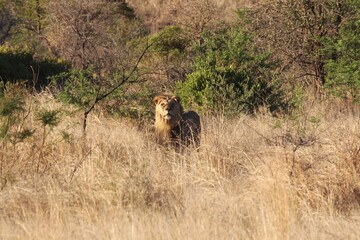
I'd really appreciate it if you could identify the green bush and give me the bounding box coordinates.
[50,68,98,109]
[175,25,288,115]
[0,47,69,89]
[151,26,190,53]
[324,8,360,102]
[0,84,33,143]
[50,68,154,119]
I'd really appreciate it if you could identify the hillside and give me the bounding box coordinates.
[126,0,258,32]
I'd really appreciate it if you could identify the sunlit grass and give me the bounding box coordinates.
[0,93,360,239]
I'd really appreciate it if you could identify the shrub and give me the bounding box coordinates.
[0,84,29,142]
[50,68,154,119]
[324,8,360,103]
[50,68,98,109]
[151,26,190,53]
[175,24,288,115]
[0,47,69,89]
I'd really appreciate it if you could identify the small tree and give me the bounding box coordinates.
[45,0,153,131]
[51,38,160,131]
[245,0,358,88]
[176,24,288,115]
[174,0,216,46]
[46,0,139,72]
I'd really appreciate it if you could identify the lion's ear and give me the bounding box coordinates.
[153,95,164,105]
[172,96,180,103]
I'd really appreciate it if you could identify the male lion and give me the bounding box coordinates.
[153,94,201,147]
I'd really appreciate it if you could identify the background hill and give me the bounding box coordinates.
[127,0,257,32]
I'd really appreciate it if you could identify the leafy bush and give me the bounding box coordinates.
[152,26,190,53]
[0,47,69,89]
[324,8,360,102]
[0,84,32,143]
[50,68,154,119]
[175,25,288,115]
[50,68,98,109]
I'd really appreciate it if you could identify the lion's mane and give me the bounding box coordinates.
[153,94,201,147]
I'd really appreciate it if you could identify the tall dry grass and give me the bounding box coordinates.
[1,93,360,239]
[127,0,257,32]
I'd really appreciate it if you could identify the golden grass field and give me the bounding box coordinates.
[1,93,360,239]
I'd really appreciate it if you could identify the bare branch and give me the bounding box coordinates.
[82,35,163,132]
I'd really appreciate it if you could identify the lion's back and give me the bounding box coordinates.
[180,110,201,146]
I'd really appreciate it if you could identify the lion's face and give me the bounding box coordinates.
[153,94,200,146]
[153,95,182,126]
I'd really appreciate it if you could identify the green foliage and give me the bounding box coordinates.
[0,0,17,44]
[324,7,360,102]
[61,130,72,143]
[0,48,33,84]
[50,68,98,108]
[176,25,288,114]
[0,47,69,89]
[13,128,34,143]
[7,0,54,57]
[152,26,190,53]
[51,67,154,119]
[103,87,154,119]
[0,95,24,117]
[36,109,60,128]
[0,84,33,143]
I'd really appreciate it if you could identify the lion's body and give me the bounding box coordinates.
[153,95,201,147]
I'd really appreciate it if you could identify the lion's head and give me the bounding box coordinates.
[153,94,201,147]
[153,94,183,128]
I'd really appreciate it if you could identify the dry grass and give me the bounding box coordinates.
[1,93,360,239]
[127,0,257,32]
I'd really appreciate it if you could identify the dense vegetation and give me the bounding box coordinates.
[1,1,360,239]
[0,0,358,119]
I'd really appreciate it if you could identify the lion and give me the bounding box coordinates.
[153,94,201,147]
